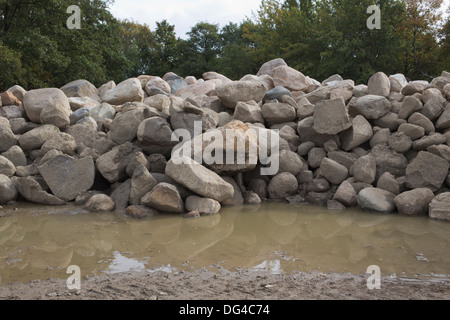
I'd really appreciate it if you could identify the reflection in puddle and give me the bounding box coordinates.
[0,202,449,283]
[106,252,147,274]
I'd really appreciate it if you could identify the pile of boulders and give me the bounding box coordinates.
[1,58,450,221]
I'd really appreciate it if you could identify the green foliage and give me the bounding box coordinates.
[0,0,448,90]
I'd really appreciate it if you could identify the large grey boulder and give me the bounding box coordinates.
[368,72,390,97]
[436,105,450,130]
[216,81,266,109]
[109,109,145,144]
[0,174,17,204]
[320,157,348,185]
[351,154,376,184]
[102,78,144,105]
[19,125,60,150]
[394,188,435,216]
[233,101,264,123]
[262,102,296,126]
[357,187,396,213]
[165,156,234,202]
[60,79,101,102]
[185,196,221,215]
[298,117,336,147]
[1,145,27,167]
[0,155,16,177]
[350,95,391,120]
[371,144,408,180]
[272,65,313,91]
[141,182,184,213]
[429,192,450,221]
[137,117,176,156]
[333,180,357,207]
[339,115,373,151]
[38,155,95,201]
[257,58,288,77]
[0,125,17,152]
[398,96,422,119]
[40,132,77,155]
[84,194,115,212]
[129,165,158,205]
[23,88,71,124]
[96,142,140,183]
[278,150,305,176]
[11,176,65,205]
[313,98,352,135]
[405,151,449,192]
[268,172,298,199]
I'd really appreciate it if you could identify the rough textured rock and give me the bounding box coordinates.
[0,155,15,177]
[110,179,131,209]
[350,95,391,120]
[408,112,435,134]
[102,78,144,105]
[262,102,297,126]
[297,117,335,147]
[339,115,373,151]
[40,132,77,155]
[332,181,356,207]
[96,142,140,183]
[109,109,145,144]
[394,188,435,216]
[216,81,266,109]
[257,58,288,77]
[141,182,184,213]
[11,176,65,205]
[126,205,159,219]
[221,176,244,207]
[357,187,396,213]
[368,72,390,97]
[185,196,221,215]
[23,88,71,124]
[422,95,445,121]
[320,158,348,185]
[137,117,176,156]
[398,123,425,140]
[129,165,158,205]
[19,125,60,150]
[233,101,264,123]
[351,154,376,184]
[371,144,408,180]
[405,151,449,192]
[0,174,17,204]
[429,192,450,221]
[243,191,262,205]
[398,96,422,119]
[278,150,305,176]
[389,132,412,153]
[0,125,17,152]
[38,155,95,202]
[165,156,234,202]
[268,172,298,199]
[84,194,115,212]
[1,145,27,167]
[313,98,352,135]
[61,79,101,101]
[376,172,400,195]
[272,65,313,91]
[436,105,450,130]
[412,133,447,151]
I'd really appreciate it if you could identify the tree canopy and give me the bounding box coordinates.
[0,0,448,91]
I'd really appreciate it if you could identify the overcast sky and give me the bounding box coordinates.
[109,0,262,38]
[109,0,450,39]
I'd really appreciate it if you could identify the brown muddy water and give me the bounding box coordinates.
[0,202,449,285]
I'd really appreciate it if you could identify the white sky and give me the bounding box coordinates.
[109,0,450,39]
[108,0,262,38]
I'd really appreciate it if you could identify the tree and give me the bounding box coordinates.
[147,20,180,76]
[176,22,221,78]
[400,0,444,79]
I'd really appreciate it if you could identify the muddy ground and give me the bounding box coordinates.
[1,268,449,300]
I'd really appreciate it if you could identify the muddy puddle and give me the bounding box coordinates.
[0,202,449,284]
